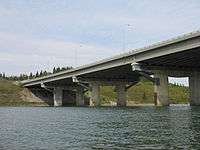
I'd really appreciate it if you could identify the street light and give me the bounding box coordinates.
[122,24,134,52]
[75,45,82,67]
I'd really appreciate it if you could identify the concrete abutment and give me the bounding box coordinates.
[116,83,127,106]
[154,71,169,106]
[76,86,85,106]
[53,87,63,106]
[90,82,100,106]
[53,86,86,107]
[189,72,200,106]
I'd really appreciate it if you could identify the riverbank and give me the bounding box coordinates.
[0,79,189,106]
[0,79,48,106]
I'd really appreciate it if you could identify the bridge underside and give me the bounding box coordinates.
[140,47,200,71]
[78,64,140,83]
[26,64,141,107]
[137,47,200,106]
[30,64,140,87]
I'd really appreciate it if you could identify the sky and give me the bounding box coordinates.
[0,0,200,85]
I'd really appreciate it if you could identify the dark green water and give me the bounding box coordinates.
[0,106,200,150]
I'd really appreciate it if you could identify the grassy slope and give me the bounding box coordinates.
[100,81,189,104]
[0,79,189,106]
[0,80,22,105]
[0,79,46,106]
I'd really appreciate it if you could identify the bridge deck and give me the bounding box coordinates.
[22,30,200,87]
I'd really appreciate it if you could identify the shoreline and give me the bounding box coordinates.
[0,102,189,107]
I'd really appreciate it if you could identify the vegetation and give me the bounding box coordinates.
[169,83,189,104]
[0,66,73,81]
[0,80,47,106]
[100,79,189,104]
[0,66,72,106]
[0,79,24,106]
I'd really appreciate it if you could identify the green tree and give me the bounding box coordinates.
[35,71,39,77]
[56,67,61,73]
[43,71,48,76]
[2,73,5,79]
[53,67,56,73]
[29,72,33,79]
[61,67,66,71]
[39,70,43,77]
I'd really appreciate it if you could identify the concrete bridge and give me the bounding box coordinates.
[22,31,200,106]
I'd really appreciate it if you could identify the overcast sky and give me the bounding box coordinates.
[0,0,200,85]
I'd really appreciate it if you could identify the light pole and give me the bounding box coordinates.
[122,24,134,52]
[75,45,82,67]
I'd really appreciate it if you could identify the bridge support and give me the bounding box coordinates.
[90,82,100,106]
[154,71,169,106]
[76,86,85,106]
[53,87,63,106]
[116,83,127,106]
[189,72,200,106]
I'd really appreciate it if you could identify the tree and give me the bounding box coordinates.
[35,71,39,78]
[22,74,28,80]
[56,67,61,73]
[66,66,73,70]
[39,70,43,77]
[53,67,56,73]
[19,74,23,80]
[43,71,48,76]
[2,73,5,79]
[29,72,33,79]
[61,67,66,71]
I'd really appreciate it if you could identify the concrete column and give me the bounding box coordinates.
[116,83,127,106]
[189,72,200,106]
[53,87,63,106]
[76,86,85,106]
[154,71,169,106]
[90,82,100,106]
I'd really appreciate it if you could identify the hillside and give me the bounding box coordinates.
[0,79,189,106]
[100,80,189,104]
[0,79,47,106]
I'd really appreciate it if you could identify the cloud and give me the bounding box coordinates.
[0,32,114,75]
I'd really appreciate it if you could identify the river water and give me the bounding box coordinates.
[0,106,200,150]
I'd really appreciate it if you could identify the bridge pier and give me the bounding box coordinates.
[116,83,127,106]
[76,86,85,106]
[90,82,100,106]
[189,71,200,106]
[53,87,63,106]
[154,71,169,106]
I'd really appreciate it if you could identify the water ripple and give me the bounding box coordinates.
[0,106,200,149]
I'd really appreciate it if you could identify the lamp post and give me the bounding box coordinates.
[122,24,134,52]
[75,45,82,67]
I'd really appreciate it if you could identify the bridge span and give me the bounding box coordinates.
[22,31,200,106]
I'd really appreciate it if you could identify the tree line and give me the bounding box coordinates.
[0,66,73,81]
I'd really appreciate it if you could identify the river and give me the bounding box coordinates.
[0,106,200,149]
